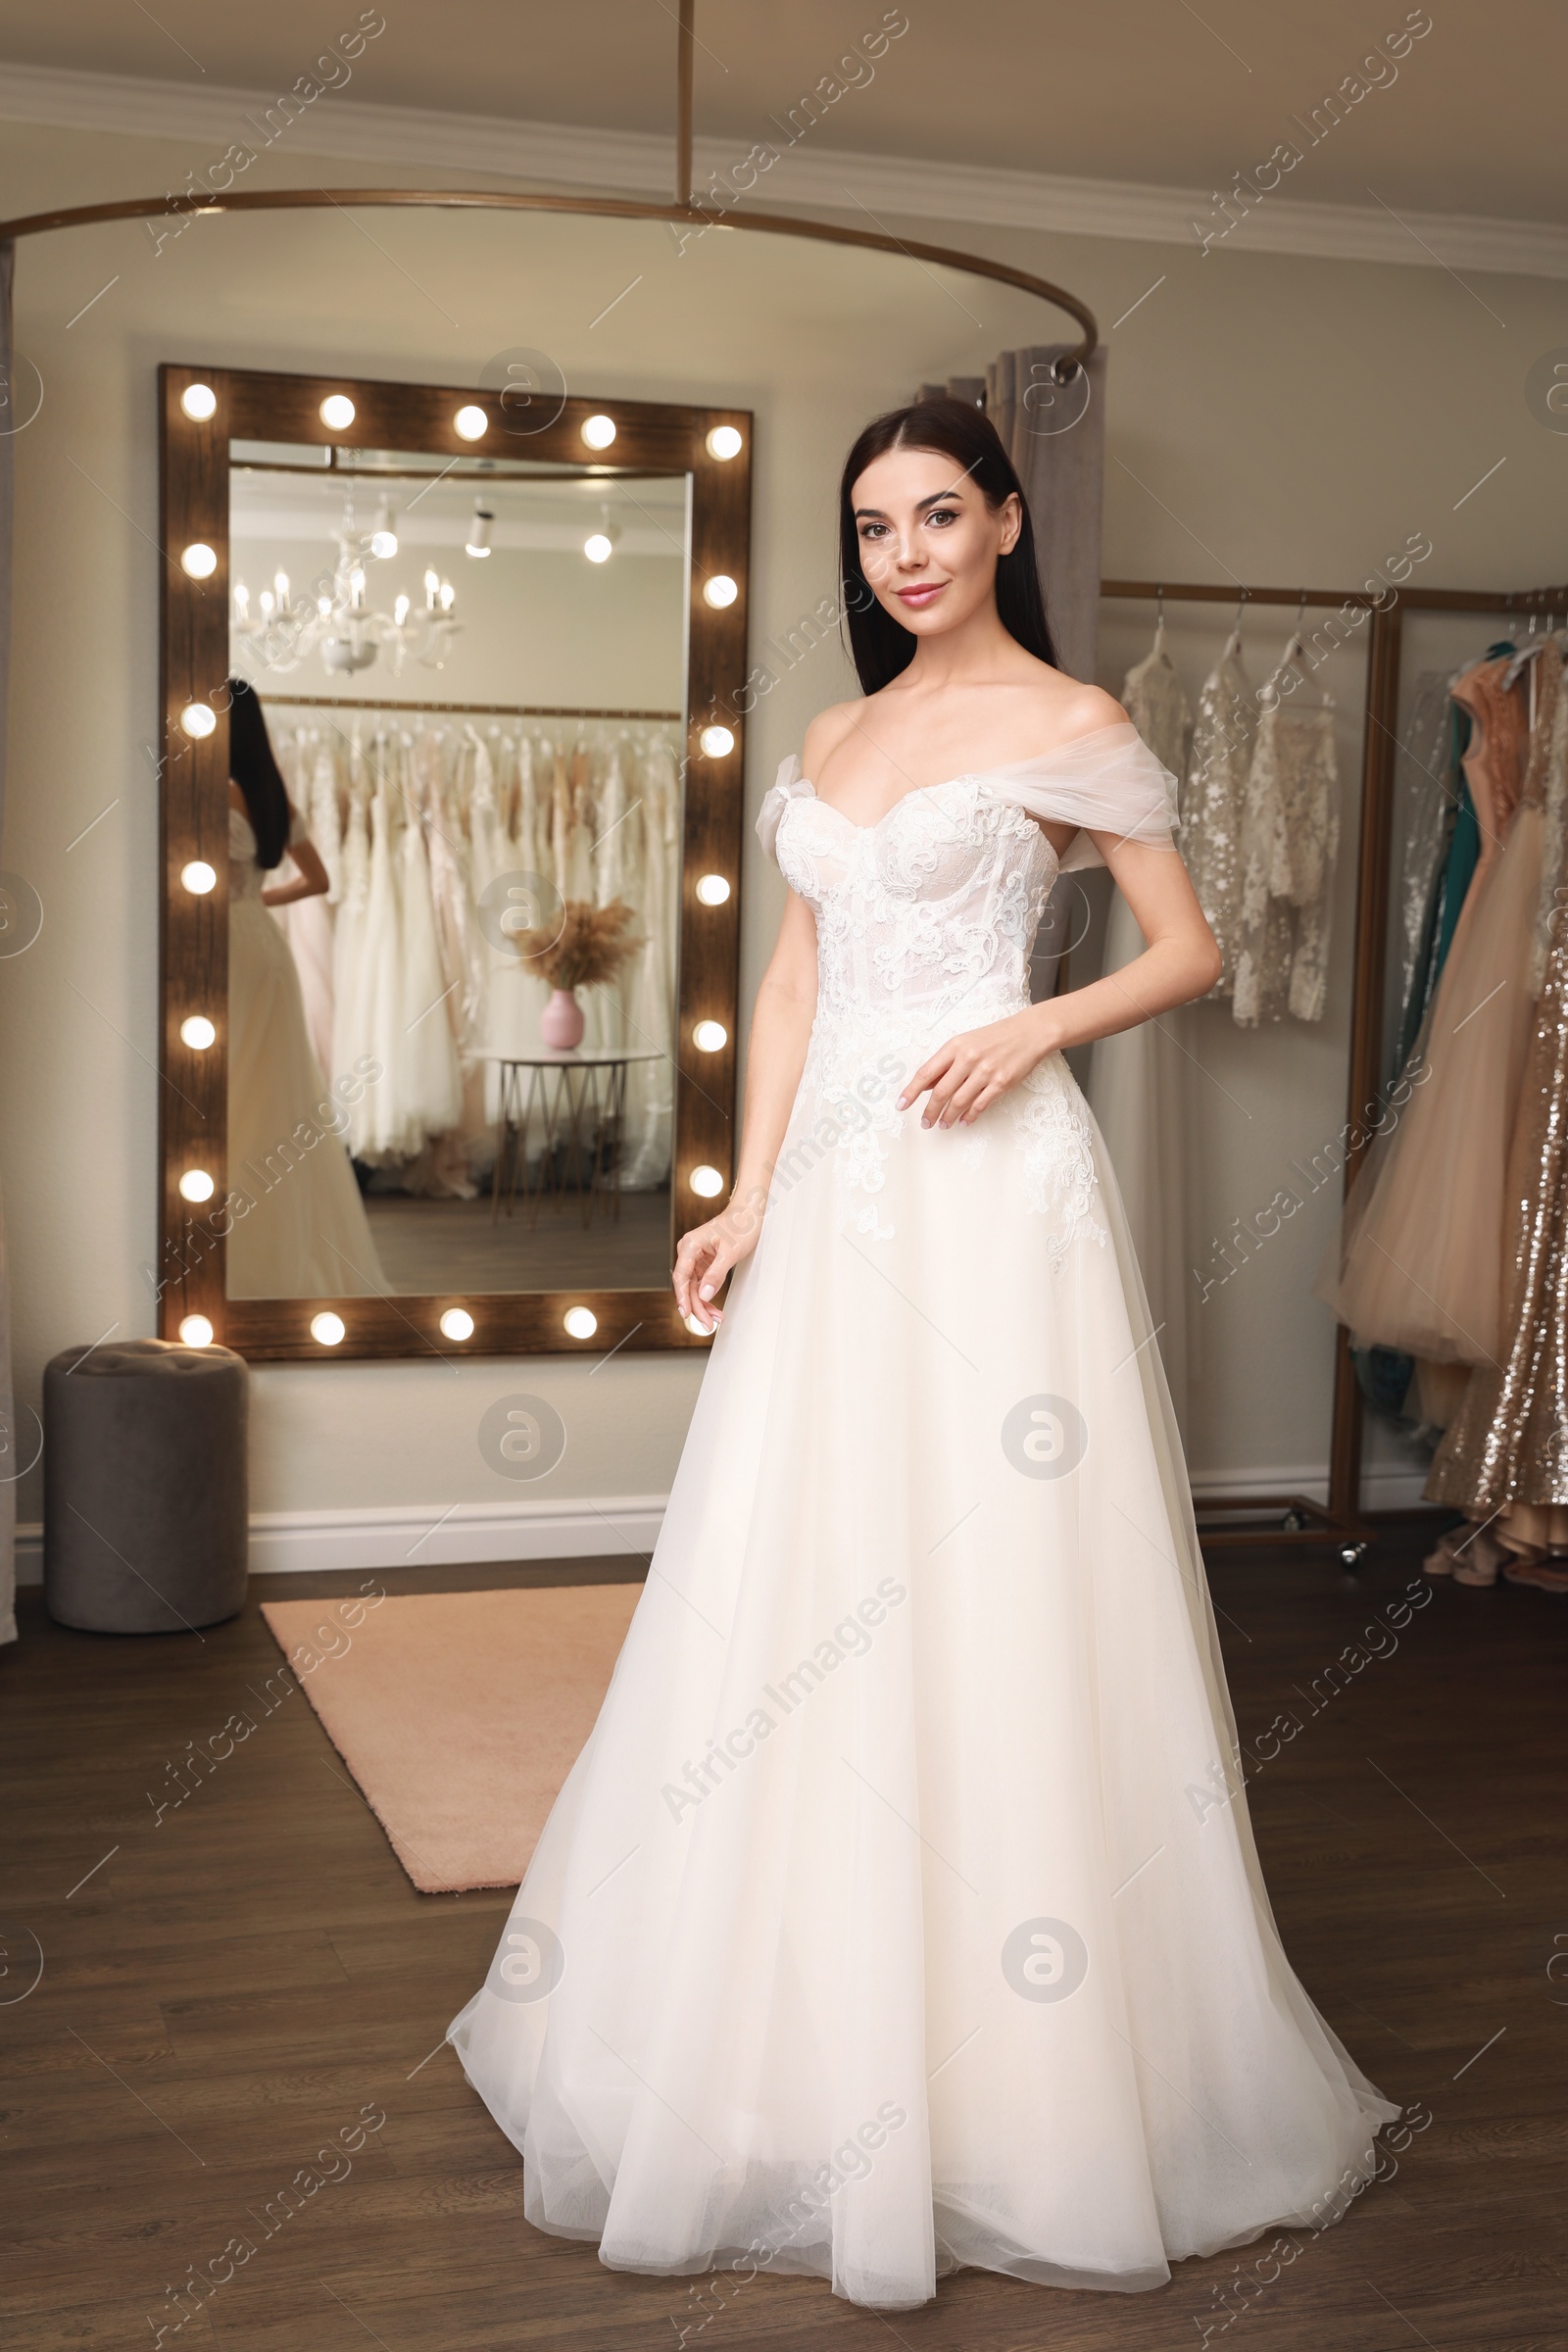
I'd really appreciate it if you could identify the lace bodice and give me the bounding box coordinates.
[756,722,1179,1258]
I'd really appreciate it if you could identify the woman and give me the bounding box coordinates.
[449,403,1397,2309]
[225,677,387,1299]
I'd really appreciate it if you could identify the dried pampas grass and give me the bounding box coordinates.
[509,897,643,990]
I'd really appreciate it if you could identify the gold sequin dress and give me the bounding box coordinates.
[1427,642,1568,1549]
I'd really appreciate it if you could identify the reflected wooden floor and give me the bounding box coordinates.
[365,1185,671,1293]
[3,1517,1565,2349]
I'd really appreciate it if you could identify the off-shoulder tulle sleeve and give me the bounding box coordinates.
[756,755,813,865]
[979,722,1180,871]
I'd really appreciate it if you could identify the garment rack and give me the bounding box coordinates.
[257,693,683,721]
[1098,573,1568,1566]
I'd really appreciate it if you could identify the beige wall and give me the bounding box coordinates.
[3,114,1563,1554]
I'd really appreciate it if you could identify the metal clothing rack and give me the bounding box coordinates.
[1098,573,1568,1566]
[256,693,683,721]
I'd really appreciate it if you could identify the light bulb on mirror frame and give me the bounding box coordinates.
[695,873,730,906]
[181,859,217,895]
[180,542,218,579]
[454,404,489,441]
[318,392,356,431]
[178,1168,215,1203]
[683,1312,715,1338]
[689,1164,725,1199]
[311,1311,346,1347]
[699,724,734,758]
[703,574,738,609]
[706,424,743,460]
[439,1307,475,1342]
[179,703,217,739]
[180,1014,217,1050]
[580,413,616,450]
[178,1314,215,1346]
[583,504,619,566]
[693,1020,728,1053]
[180,382,218,422]
[564,1305,599,1340]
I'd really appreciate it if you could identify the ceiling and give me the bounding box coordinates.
[0,1,1560,229]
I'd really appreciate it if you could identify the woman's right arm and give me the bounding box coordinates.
[671,886,817,1332]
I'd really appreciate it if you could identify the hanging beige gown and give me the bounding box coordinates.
[1313,656,1540,1366]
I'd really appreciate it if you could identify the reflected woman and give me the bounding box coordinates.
[450,402,1397,2309]
[225,677,386,1299]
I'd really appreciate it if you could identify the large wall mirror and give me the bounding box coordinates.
[158,366,751,1360]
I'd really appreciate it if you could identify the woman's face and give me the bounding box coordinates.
[850,444,1021,646]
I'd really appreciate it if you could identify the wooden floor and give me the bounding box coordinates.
[3,1519,1565,2350]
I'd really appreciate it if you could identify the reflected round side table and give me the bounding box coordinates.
[481,1048,665,1230]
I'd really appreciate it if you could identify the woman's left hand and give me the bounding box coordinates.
[897,1008,1054,1129]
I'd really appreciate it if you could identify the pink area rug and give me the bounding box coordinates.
[262,1585,640,1893]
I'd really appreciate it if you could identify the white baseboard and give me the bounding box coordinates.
[10,1463,1439,1588]
[1187,1462,1433,1510]
[12,1494,668,1585]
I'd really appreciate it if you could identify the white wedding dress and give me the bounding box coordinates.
[449,723,1396,2310]
[226,806,386,1299]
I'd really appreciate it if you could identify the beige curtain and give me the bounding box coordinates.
[0,239,17,1641]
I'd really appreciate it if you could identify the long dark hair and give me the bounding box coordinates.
[839,398,1056,694]
[226,675,290,868]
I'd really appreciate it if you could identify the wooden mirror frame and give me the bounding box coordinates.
[157,362,751,1362]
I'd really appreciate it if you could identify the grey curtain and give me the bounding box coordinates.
[918,346,1107,683]
[0,239,16,1642]
[984,344,1107,686]
[919,347,1110,1002]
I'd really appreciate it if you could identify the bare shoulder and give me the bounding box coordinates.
[1038,678,1128,744]
[800,697,864,781]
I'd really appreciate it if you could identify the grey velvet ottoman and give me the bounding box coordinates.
[43,1338,249,1633]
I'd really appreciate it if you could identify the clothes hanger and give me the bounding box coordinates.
[1220,584,1247,663]
[1267,594,1335,712]
[1151,583,1173,663]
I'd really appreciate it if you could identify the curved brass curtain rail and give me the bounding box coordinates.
[0,186,1099,374]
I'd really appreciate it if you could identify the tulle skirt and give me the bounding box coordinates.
[450,1047,1396,2308]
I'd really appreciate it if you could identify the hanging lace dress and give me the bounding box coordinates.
[396,737,465,1151]
[273,728,337,1084]
[1180,632,1255,996]
[354,742,410,1160]
[620,731,679,1191]
[1233,650,1340,1027]
[1087,630,1196,1433]
[329,730,370,1103]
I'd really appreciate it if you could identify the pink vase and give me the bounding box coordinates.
[539,987,585,1051]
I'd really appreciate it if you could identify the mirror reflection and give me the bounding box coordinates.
[222,441,687,1300]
